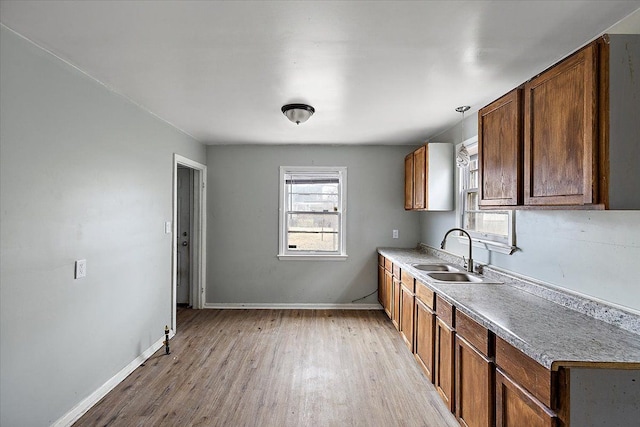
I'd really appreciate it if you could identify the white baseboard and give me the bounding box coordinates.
[203,302,383,310]
[52,331,175,427]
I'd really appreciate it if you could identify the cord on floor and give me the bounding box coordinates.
[351,289,378,303]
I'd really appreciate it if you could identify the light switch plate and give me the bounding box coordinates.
[392,229,399,239]
[75,259,87,279]
[165,221,172,234]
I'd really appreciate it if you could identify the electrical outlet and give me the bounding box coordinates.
[75,259,87,279]
[392,229,399,239]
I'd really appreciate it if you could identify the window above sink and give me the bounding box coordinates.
[457,136,516,255]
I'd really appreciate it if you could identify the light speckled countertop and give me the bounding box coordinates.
[378,247,640,371]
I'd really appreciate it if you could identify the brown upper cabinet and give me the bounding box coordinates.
[478,89,523,207]
[404,153,414,210]
[478,34,640,210]
[413,146,426,209]
[404,143,453,211]
[524,42,598,207]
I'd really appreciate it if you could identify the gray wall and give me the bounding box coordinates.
[206,145,420,305]
[0,26,205,426]
[421,112,640,313]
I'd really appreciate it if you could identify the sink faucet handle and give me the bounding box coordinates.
[463,256,474,273]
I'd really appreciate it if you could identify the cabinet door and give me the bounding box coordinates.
[392,277,401,330]
[435,317,455,412]
[523,42,598,206]
[405,153,414,210]
[455,336,494,427]
[378,264,385,307]
[496,369,557,427]
[414,298,435,382]
[384,269,393,318]
[399,283,414,351]
[413,146,426,209]
[478,89,523,207]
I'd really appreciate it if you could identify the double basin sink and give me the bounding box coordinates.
[410,263,496,284]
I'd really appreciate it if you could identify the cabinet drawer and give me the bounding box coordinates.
[401,270,415,292]
[393,263,401,278]
[495,336,552,407]
[415,281,434,310]
[456,310,492,357]
[378,254,384,267]
[436,295,454,328]
[384,257,393,272]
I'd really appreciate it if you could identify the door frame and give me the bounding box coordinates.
[172,154,207,331]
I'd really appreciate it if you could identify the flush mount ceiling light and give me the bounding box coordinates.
[281,103,315,125]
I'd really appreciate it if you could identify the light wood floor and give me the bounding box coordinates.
[74,309,459,427]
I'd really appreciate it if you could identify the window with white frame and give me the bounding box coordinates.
[278,167,347,259]
[457,137,516,254]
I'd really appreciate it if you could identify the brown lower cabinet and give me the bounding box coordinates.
[455,310,494,427]
[391,276,401,330]
[496,369,557,427]
[414,281,435,382]
[377,262,385,309]
[399,278,415,350]
[376,256,573,427]
[383,267,392,318]
[495,336,568,426]
[435,296,455,412]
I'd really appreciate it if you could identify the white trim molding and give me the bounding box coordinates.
[172,154,207,332]
[203,303,382,310]
[278,166,348,259]
[277,254,348,261]
[51,332,174,427]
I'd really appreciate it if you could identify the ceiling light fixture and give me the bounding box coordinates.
[281,103,315,125]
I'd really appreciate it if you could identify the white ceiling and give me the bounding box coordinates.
[1,1,639,145]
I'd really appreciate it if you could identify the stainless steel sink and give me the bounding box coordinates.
[411,263,459,272]
[426,272,484,283]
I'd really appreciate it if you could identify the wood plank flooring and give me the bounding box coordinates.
[74,309,459,427]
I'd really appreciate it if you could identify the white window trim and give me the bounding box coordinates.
[278,166,348,261]
[456,136,517,255]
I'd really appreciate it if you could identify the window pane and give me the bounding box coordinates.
[286,213,339,252]
[286,174,339,213]
[465,211,509,237]
[466,191,478,210]
[469,157,478,188]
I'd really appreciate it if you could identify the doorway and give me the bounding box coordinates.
[176,166,193,307]
[172,155,207,332]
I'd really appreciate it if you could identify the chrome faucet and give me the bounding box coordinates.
[440,228,474,273]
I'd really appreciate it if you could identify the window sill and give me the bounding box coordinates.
[277,254,348,261]
[456,236,517,255]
